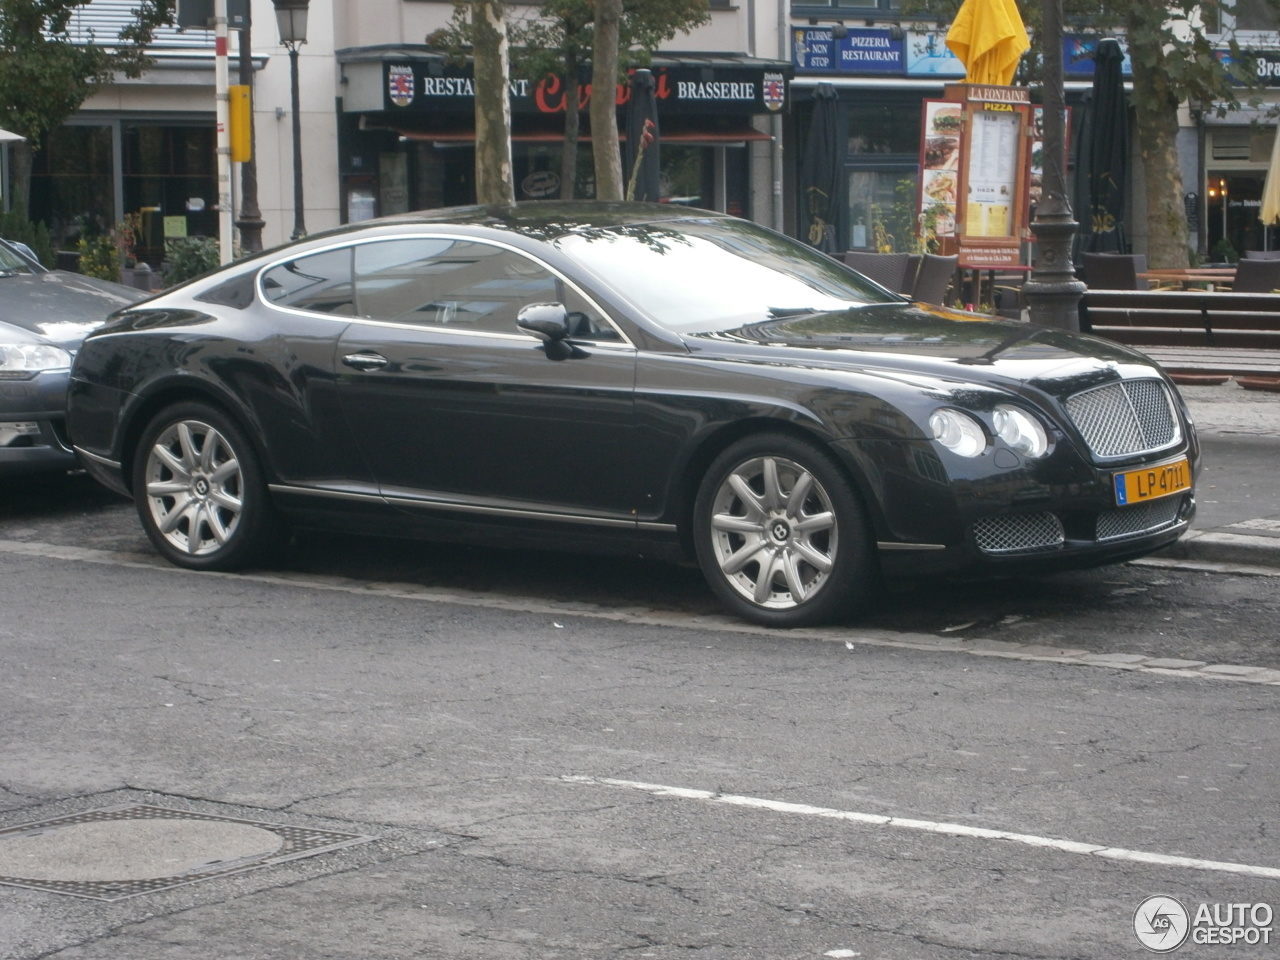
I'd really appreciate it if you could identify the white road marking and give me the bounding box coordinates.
[2,538,1279,685]
[564,776,1280,881]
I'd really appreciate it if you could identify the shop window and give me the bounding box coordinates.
[30,125,115,251]
[122,124,218,266]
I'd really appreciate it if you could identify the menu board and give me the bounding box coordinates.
[918,87,1032,268]
[964,108,1021,239]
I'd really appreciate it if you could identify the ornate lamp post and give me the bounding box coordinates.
[1023,0,1085,329]
[271,0,309,241]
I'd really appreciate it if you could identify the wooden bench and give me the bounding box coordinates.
[1080,289,1280,377]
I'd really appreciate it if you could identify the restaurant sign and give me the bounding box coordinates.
[792,27,904,75]
[381,62,790,114]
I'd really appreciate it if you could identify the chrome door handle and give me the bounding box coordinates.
[343,352,389,371]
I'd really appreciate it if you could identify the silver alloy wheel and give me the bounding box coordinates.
[142,419,244,557]
[707,455,838,610]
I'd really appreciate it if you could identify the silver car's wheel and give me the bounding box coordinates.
[133,402,281,570]
[694,434,874,627]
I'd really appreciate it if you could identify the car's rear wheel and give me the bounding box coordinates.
[693,434,875,627]
[133,402,281,570]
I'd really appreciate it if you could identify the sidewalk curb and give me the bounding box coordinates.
[1153,529,1280,568]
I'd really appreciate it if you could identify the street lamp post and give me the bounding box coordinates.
[272,0,309,242]
[1023,0,1085,330]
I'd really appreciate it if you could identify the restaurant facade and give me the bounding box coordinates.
[16,0,1280,265]
[334,48,791,224]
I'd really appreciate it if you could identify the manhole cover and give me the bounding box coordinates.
[0,804,375,900]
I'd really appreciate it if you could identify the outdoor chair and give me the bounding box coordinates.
[1229,256,1280,292]
[843,251,916,294]
[1083,253,1146,290]
[1243,250,1280,260]
[911,253,959,305]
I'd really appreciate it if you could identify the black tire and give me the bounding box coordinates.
[132,401,283,570]
[693,433,876,628]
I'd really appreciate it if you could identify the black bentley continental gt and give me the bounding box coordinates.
[66,203,1198,627]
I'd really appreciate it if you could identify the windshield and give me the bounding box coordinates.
[553,218,898,333]
[0,242,37,275]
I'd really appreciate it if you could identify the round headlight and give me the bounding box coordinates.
[0,342,72,373]
[993,404,1049,458]
[929,408,987,457]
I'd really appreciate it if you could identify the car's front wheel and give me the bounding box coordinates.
[132,401,282,570]
[693,434,876,627]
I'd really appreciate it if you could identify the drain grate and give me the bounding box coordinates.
[0,804,375,901]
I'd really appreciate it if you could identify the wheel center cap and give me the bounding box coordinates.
[769,519,791,544]
[193,477,210,497]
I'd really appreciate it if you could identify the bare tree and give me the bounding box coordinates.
[590,0,623,201]
[471,0,515,204]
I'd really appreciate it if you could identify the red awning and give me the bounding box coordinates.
[395,125,773,147]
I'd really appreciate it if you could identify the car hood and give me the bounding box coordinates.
[681,302,1164,401]
[0,271,145,348]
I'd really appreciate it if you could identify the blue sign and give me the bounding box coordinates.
[905,31,967,77]
[793,27,905,75]
[1064,36,1133,77]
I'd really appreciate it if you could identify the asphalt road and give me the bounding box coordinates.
[1,467,1279,959]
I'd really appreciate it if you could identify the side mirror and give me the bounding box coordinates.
[517,302,571,343]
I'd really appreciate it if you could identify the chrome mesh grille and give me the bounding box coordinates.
[973,513,1065,554]
[1096,497,1183,542]
[1065,379,1180,459]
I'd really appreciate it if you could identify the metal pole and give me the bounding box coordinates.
[215,0,234,263]
[1023,0,1085,329]
[235,18,265,252]
[289,43,306,241]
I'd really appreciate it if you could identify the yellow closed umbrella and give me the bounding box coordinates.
[945,0,1030,86]
[1259,124,1280,228]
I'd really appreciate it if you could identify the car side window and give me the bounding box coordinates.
[260,248,355,315]
[353,237,617,339]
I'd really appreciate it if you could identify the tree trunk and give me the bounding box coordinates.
[472,0,514,205]
[590,0,623,201]
[560,49,580,200]
[1127,14,1190,269]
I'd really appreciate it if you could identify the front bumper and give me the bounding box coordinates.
[1,371,77,477]
[838,436,1199,577]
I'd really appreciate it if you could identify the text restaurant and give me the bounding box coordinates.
[335,47,793,222]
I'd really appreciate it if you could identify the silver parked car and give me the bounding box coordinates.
[0,239,145,477]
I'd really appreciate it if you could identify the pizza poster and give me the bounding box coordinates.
[919,100,962,239]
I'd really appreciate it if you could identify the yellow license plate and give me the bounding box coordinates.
[1114,458,1191,506]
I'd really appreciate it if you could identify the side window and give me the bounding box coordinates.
[260,248,355,315]
[355,238,595,335]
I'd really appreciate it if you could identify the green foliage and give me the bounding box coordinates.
[430,0,710,198]
[433,0,711,81]
[1210,236,1238,264]
[0,210,53,266]
[164,236,221,287]
[77,234,120,283]
[0,0,175,146]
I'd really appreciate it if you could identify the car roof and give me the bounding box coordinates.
[305,200,730,246]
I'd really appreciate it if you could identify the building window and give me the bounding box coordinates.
[1205,0,1279,33]
[793,0,904,14]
